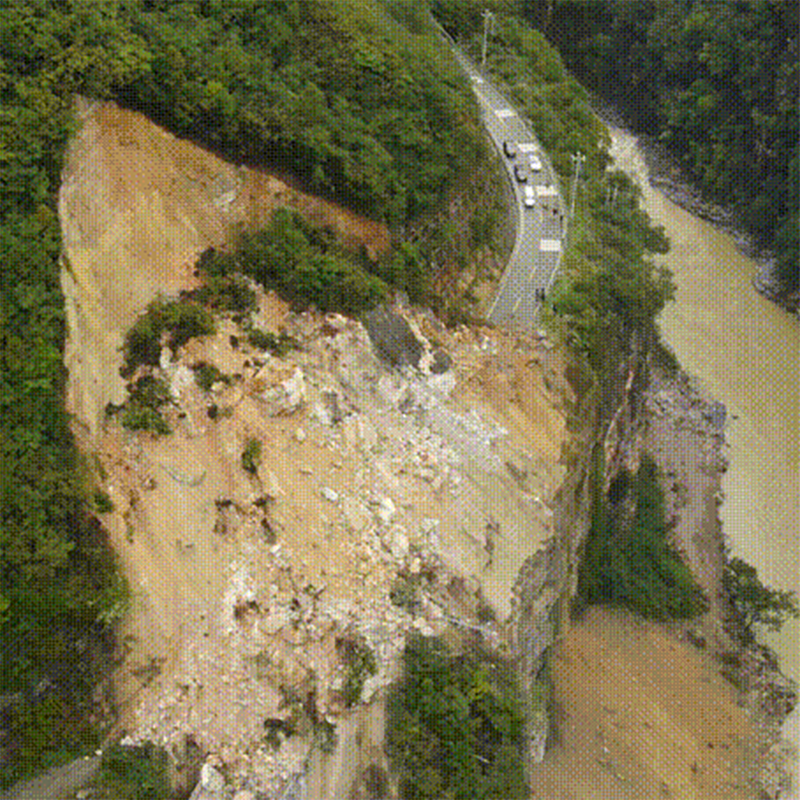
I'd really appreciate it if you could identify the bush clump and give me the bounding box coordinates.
[122,300,215,377]
[386,634,529,800]
[182,273,255,313]
[336,634,378,707]
[576,453,708,619]
[192,362,231,392]
[114,376,172,436]
[246,329,297,357]
[241,438,262,475]
[723,556,799,642]
[93,490,114,514]
[199,208,389,316]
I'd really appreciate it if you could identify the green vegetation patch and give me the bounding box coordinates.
[192,362,231,392]
[92,743,171,800]
[122,299,215,377]
[246,329,297,357]
[182,273,256,314]
[534,0,798,297]
[241,438,262,475]
[723,555,800,642]
[576,452,708,620]
[336,633,378,708]
[109,0,487,225]
[200,208,389,315]
[386,634,529,800]
[110,375,173,436]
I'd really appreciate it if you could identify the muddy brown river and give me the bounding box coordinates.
[607,124,800,790]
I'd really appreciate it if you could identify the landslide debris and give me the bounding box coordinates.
[59,100,568,796]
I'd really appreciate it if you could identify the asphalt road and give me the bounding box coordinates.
[449,49,565,332]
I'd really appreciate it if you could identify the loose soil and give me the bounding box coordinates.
[531,607,761,800]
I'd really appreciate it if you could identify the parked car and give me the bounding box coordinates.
[514,164,527,183]
[528,154,543,172]
[523,185,536,207]
[503,140,516,158]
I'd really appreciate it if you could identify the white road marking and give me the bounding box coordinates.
[471,75,485,84]
[540,239,562,252]
[536,185,558,197]
[495,108,515,118]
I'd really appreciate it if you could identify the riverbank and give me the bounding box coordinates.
[645,365,798,799]
[592,99,799,317]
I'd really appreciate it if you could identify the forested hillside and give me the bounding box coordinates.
[526,0,799,297]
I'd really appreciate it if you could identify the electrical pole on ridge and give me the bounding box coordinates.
[481,9,495,66]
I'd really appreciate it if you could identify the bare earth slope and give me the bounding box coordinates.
[58,101,568,795]
[530,608,762,800]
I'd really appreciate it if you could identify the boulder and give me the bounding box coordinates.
[390,527,409,560]
[363,306,424,368]
[321,487,340,503]
[375,496,396,525]
[188,764,226,800]
[170,364,196,400]
[342,497,371,532]
[251,361,305,415]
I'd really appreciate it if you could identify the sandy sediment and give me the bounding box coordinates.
[527,366,797,799]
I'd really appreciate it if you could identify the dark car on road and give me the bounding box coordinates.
[514,164,528,183]
[503,140,516,158]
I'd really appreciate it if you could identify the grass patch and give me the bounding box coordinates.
[91,743,171,800]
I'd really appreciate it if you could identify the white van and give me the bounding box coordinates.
[523,185,536,208]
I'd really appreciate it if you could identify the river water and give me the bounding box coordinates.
[607,124,800,789]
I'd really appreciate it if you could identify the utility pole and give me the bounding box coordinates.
[481,9,495,66]
[569,151,585,228]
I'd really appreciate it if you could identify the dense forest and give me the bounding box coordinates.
[525,0,799,297]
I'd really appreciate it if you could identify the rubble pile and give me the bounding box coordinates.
[99,294,567,795]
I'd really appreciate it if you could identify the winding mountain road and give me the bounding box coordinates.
[448,48,566,331]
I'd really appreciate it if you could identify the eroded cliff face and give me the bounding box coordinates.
[58,101,570,796]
